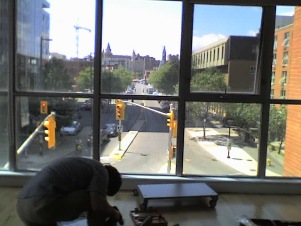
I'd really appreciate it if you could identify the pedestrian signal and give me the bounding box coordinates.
[40,101,48,114]
[44,116,56,149]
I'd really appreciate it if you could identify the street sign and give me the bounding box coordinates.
[117,125,123,132]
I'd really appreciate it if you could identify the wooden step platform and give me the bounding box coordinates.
[134,182,218,209]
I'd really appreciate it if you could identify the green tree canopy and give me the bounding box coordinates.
[186,68,227,122]
[148,60,179,95]
[269,105,287,150]
[101,66,133,94]
[223,103,261,129]
[191,67,227,92]
[77,67,93,91]
[44,58,72,91]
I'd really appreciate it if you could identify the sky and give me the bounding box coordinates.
[47,0,295,60]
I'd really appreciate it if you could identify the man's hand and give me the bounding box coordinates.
[112,206,124,225]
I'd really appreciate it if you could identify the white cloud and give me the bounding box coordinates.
[248,30,259,37]
[276,6,295,16]
[277,10,295,16]
[192,34,226,52]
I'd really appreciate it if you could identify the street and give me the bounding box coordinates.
[13,82,284,176]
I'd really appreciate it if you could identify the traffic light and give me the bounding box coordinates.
[40,101,48,114]
[166,111,174,128]
[43,116,56,149]
[172,120,177,138]
[116,101,125,120]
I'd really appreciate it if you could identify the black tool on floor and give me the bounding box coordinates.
[104,206,124,226]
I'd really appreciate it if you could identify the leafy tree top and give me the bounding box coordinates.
[191,67,227,92]
[148,59,179,95]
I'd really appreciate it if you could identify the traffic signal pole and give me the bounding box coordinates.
[124,101,175,173]
[117,101,176,173]
[118,119,122,150]
[116,100,125,150]
[16,112,56,155]
[167,104,175,174]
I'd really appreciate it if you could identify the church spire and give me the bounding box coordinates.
[104,43,112,57]
[159,46,166,67]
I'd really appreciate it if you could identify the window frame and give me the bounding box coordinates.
[2,0,301,195]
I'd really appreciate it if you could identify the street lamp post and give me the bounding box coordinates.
[90,53,93,92]
[227,119,233,158]
[203,118,206,140]
[39,36,52,90]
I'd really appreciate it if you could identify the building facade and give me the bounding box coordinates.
[271,18,294,99]
[285,7,301,176]
[192,36,259,93]
[102,43,159,77]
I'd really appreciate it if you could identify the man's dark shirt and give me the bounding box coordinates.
[18,157,108,199]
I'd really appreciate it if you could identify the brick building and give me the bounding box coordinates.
[192,36,259,93]
[271,22,293,99]
[284,7,301,176]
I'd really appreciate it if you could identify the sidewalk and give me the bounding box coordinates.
[105,120,145,161]
[186,128,282,176]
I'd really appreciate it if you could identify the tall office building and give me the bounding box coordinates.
[16,0,50,90]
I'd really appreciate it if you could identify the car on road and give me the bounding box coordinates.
[87,129,110,147]
[146,87,155,94]
[160,101,170,113]
[103,123,118,137]
[60,121,81,136]
[80,100,92,111]
[125,89,134,94]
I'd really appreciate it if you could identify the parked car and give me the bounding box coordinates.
[160,101,170,113]
[103,123,118,137]
[60,121,81,136]
[87,129,109,147]
[80,100,92,110]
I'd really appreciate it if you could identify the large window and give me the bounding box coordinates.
[100,0,182,175]
[183,102,261,176]
[2,1,301,191]
[191,5,261,94]
[0,1,9,170]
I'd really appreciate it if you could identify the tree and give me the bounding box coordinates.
[148,59,179,95]
[28,97,77,130]
[77,66,93,91]
[44,58,72,91]
[101,66,133,94]
[187,68,227,123]
[223,103,260,129]
[269,105,287,153]
[191,67,226,92]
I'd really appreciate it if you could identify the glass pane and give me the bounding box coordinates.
[271,6,297,100]
[191,5,261,94]
[102,0,182,95]
[16,96,92,170]
[16,0,95,92]
[184,102,261,176]
[0,0,9,91]
[0,1,10,170]
[100,99,177,175]
[0,96,9,170]
[267,104,301,177]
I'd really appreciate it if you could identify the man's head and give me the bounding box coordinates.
[105,165,122,196]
